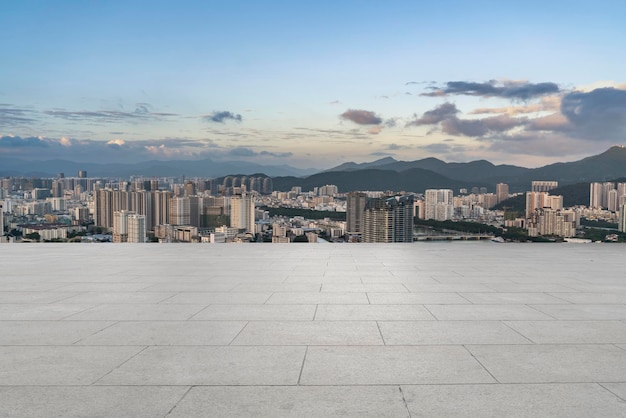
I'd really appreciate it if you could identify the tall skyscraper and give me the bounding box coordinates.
[362,195,414,243]
[346,192,367,237]
[496,183,509,204]
[590,182,616,209]
[230,194,255,233]
[0,201,4,234]
[169,197,191,226]
[619,204,626,232]
[127,214,146,243]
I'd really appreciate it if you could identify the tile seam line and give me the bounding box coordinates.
[398,385,413,418]
[2,382,626,388]
[462,344,500,384]
[500,320,536,344]
[71,320,121,345]
[598,383,626,403]
[89,345,150,386]
[163,385,193,417]
[297,346,309,385]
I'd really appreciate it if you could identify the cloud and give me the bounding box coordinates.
[0,135,48,148]
[59,137,73,147]
[44,105,177,123]
[442,114,525,137]
[560,87,626,140]
[0,105,39,127]
[387,143,409,150]
[407,102,459,126]
[106,139,127,149]
[422,80,560,100]
[205,111,243,123]
[228,147,292,158]
[407,102,527,137]
[340,109,382,125]
[368,126,383,135]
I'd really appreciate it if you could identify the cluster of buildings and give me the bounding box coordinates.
[3,169,626,243]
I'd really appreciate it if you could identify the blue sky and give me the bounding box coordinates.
[1,0,625,168]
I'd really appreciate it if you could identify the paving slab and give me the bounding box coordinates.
[161,292,273,304]
[321,283,408,292]
[167,386,409,418]
[531,304,626,320]
[547,293,626,304]
[378,321,532,345]
[190,304,316,320]
[0,303,96,320]
[265,291,369,304]
[232,320,383,345]
[425,304,554,320]
[314,304,436,320]
[64,303,207,320]
[0,386,188,418]
[0,346,143,385]
[504,320,626,344]
[0,291,79,303]
[76,320,247,345]
[467,344,626,383]
[368,292,470,304]
[0,320,114,345]
[97,346,306,385]
[459,292,571,304]
[59,291,176,304]
[300,346,495,385]
[402,383,626,417]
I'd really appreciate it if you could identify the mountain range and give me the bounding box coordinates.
[0,157,317,178]
[272,146,626,193]
[2,146,626,193]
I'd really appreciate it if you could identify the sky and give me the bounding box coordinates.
[1,0,626,169]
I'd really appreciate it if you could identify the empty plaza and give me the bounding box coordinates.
[1,242,626,417]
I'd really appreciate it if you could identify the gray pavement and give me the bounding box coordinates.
[1,242,626,417]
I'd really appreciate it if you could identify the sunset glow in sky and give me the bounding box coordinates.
[2,0,626,168]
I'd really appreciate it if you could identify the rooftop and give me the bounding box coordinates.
[1,242,626,417]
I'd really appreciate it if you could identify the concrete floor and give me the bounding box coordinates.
[1,242,626,417]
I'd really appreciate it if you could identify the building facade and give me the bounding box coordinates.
[362,195,414,243]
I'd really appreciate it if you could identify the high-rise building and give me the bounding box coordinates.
[608,189,619,212]
[362,195,414,243]
[526,208,575,237]
[496,183,509,204]
[531,181,558,192]
[590,182,616,209]
[230,194,255,233]
[152,190,172,228]
[113,210,134,242]
[113,210,146,243]
[424,189,453,221]
[346,192,367,237]
[94,188,113,229]
[78,170,87,178]
[0,201,4,234]
[318,185,338,196]
[169,197,190,226]
[127,214,146,243]
[619,204,626,232]
[525,192,550,218]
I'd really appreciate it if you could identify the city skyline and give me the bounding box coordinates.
[2,1,626,169]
